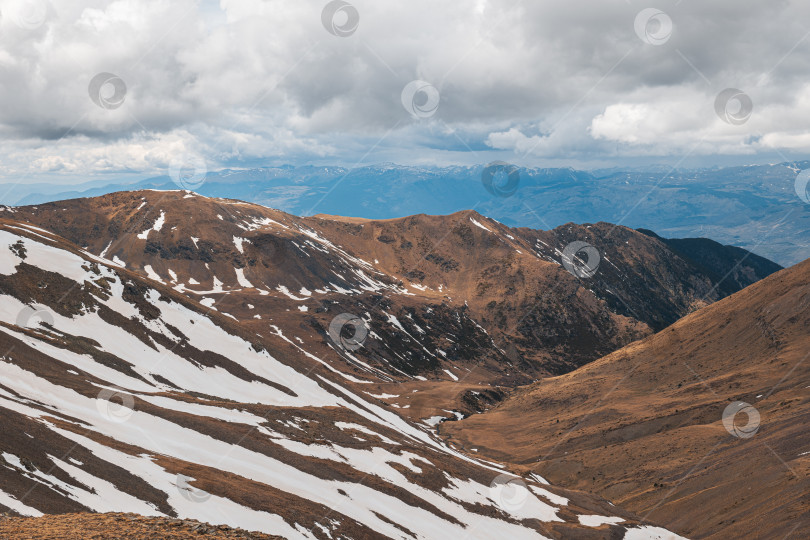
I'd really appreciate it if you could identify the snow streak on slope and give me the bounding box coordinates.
[0,221,682,539]
[11,191,780,394]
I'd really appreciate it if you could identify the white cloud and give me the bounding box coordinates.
[1,0,810,181]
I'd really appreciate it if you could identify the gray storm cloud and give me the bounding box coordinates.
[0,0,808,180]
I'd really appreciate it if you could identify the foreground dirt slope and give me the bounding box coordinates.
[0,513,284,539]
[444,259,810,539]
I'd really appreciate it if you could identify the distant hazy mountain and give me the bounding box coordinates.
[7,161,810,265]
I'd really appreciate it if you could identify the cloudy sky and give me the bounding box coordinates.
[1,0,810,184]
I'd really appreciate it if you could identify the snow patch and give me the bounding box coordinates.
[143,265,164,283]
[578,515,624,527]
[469,217,492,232]
[137,210,166,240]
[235,268,253,288]
[233,236,246,254]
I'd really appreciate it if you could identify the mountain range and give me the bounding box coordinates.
[1,198,677,539]
[0,189,804,539]
[3,161,809,268]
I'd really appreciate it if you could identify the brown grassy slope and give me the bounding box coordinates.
[11,192,651,377]
[0,513,283,539]
[443,259,810,539]
[0,219,682,539]
[7,190,780,424]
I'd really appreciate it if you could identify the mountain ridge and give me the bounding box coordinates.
[5,160,809,266]
[0,205,686,539]
[7,190,781,385]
